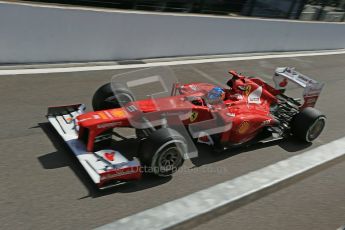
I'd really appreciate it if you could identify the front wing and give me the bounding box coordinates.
[46,104,141,189]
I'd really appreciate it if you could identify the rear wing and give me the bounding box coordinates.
[273,67,325,108]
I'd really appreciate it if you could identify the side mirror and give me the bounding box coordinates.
[228,70,238,77]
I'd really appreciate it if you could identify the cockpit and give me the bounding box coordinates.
[184,87,227,107]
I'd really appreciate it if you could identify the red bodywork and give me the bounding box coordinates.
[77,72,282,152]
[98,165,141,187]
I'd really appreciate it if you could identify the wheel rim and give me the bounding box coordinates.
[307,117,325,142]
[157,146,182,173]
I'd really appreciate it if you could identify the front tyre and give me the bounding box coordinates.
[138,128,186,177]
[291,107,326,142]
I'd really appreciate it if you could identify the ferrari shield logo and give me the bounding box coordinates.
[244,85,251,96]
[190,111,198,122]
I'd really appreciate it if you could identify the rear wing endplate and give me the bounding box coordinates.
[273,67,325,108]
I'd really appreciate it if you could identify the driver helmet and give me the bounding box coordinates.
[207,87,225,104]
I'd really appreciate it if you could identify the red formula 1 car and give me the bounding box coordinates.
[47,67,326,189]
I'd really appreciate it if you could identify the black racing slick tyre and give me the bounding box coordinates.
[291,107,326,142]
[138,128,186,177]
[92,83,134,111]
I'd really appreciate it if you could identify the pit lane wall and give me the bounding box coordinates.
[0,1,345,64]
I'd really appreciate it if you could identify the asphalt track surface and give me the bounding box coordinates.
[1,53,345,229]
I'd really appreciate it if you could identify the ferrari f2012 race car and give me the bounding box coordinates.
[47,67,326,189]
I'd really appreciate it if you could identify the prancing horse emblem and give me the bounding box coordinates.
[190,111,198,122]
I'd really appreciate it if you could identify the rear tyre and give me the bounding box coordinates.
[92,83,134,111]
[291,107,326,142]
[138,128,186,177]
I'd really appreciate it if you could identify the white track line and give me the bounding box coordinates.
[95,137,345,230]
[1,49,345,76]
[337,225,345,230]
